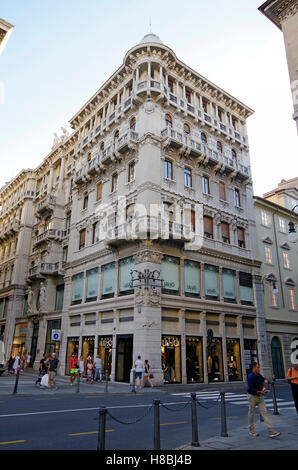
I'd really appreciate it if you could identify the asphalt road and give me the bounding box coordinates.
[0,384,293,450]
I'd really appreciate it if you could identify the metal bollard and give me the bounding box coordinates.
[105,369,108,393]
[271,382,279,415]
[220,390,228,437]
[190,392,200,447]
[76,372,80,393]
[153,399,161,450]
[13,368,20,394]
[131,370,136,393]
[97,407,107,451]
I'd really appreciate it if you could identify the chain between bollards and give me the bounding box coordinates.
[220,390,228,437]
[97,407,107,451]
[190,392,200,447]
[270,381,279,415]
[13,368,20,394]
[153,400,161,450]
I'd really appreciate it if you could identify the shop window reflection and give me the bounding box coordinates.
[207,338,224,382]
[186,337,203,383]
[226,339,242,381]
[161,336,181,383]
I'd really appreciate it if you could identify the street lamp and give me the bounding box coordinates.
[288,204,298,243]
[261,274,278,294]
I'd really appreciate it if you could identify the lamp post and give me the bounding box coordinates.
[261,274,278,295]
[288,204,298,243]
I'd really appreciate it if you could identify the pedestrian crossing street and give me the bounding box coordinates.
[171,391,296,413]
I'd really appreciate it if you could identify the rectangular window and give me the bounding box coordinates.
[86,268,99,301]
[204,216,213,239]
[264,245,273,264]
[288,288,296,310]
[204,264,219,299]
[55,285,64,311]
[168,79,174,93]
[219,182,226,201]
[161,256,180,293]
[184,168,192,187]
[279,218,286,233]
[119,257,134,294]
[102,262,116,297]
[239,272,253,305]
[92,222,99,244]
[221,222,230,244]
[111,173,118,192]
[202,176,210,194]
[283,251,290,269]
[184,260,200,296]
[71,273,84,304]
[202,98,208,113]
[234,189,240,207]
[63,246,68,261]
[269,285,278,307]
[96,183,102,201]
[128,162,135,182]
[164,160,173,180]
[3,297,8,318]
[185,209,196,232]
[237,227,245,248]
[79,229,86,250]
[83,192,88,210]
[222,269,235,301]
[261,211,269,226]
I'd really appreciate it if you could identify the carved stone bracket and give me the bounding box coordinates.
[135,286,161,306]
[134,250,163,265]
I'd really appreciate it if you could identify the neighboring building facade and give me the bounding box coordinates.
[259,0,298,132]
[0,18,14,56]
[0,33,271,384]
[254,177,298,379]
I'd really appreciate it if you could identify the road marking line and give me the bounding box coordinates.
[0,440,26,445]
[209,416,240,420]
[69,430,114,436]
[160,421,187,426]
[35,398,61,401]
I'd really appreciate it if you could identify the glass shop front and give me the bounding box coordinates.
[186,336,204,383]
[226,338,243,381]
[98,336,113,379]
[161,335,181,383]
[207,338,224,382]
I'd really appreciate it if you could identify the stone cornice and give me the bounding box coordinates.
[259,0,298,29]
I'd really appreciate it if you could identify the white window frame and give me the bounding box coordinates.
[288,288,296,310]
[261,211,269,226]
[264,245,273,264]
[282,251,291,269]
[202,176,210,195]
[269,284,278,307]
[279,217,286,233]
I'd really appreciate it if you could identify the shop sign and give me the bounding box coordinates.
[162,336,180,348]
[51,330,61,341]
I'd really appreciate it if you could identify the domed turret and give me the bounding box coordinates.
[139,33,163,45]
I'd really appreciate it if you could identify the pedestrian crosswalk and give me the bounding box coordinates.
[171,391,296,413]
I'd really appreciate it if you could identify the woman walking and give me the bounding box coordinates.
[78,355,85,381]
[7,356,14,375]
[287,364,298,413]
[142,360,153,388]
[86,357,94,384]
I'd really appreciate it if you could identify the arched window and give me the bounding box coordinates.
[114,130,119,142]
[184,123,190,135]
[232,149,237,160]
[165,114,172,128]
[130,117,136,131]
[201,133,207,144]
[217,141,222,153]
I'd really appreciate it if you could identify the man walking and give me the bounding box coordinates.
[48,353,60,390]
[247,362,280,438]
[94,355,102,382]
[134,355,144,389]
[286,363,298,414]
[13,353,20,375]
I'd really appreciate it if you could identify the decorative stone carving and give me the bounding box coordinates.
[39,281,47,312]
[144,99,155,113]
[27,287,34,314]
[134,250,163,265]
[135,286,161,306]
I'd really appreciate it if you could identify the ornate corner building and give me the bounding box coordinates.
[0,33,272,384]
[259,0,298,132]
[0,18,14,56]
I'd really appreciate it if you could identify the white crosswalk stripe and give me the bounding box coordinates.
[170,391,296,413]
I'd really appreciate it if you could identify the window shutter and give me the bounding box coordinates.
[204,216,213,236]
[97,183,102,201]
[221,222,230,238]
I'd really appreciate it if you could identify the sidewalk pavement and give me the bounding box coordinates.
[0,370,164,395]
[178,413,298,450]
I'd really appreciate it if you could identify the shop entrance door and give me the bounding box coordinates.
[271,337,285,379]
[115,335,133,382]
[65,337,79,375]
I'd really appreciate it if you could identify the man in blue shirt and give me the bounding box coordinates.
[247,362,280,438]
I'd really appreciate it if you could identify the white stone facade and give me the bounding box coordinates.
[0,34,271,384]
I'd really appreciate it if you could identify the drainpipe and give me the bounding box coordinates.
[272,211,285,308]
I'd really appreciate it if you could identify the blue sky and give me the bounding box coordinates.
[0,0,297,195]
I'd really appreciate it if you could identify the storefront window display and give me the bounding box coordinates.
[161,256,180,294]
[184,260,200,297]
[102,262,116,298]
[186,337,203,383]
[244,339,258,377]
[45,319,61,357]
[65,336,79,375]
[161,335,181,383]
[82,336,95,373]
[11,323,27,358]
[226,338,243,381]
[98,336,113,379]
[119,257,134,295]
[207,338,223,382]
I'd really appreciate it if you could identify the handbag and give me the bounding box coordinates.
[149,373,154,379]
